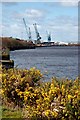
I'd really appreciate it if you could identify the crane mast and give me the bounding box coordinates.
[46,31,51,42]
[33,23,41,42]
[28,27,32,40]
[23,18,32,40]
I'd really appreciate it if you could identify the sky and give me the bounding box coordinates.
[0,0,78,43]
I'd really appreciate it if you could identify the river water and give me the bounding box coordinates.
[10,46,78,81]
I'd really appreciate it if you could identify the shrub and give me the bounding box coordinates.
[1,67,42,107]
[1,67,80,119]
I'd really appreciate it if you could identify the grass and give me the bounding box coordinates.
[0,105,2,119]
[1,105,22,119]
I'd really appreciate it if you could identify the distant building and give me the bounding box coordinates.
[41,42,55,46]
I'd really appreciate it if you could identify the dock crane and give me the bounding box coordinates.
[46,31,51,42]
[33,23,41,43]
[23,18,32,40]
[28,27,32,40]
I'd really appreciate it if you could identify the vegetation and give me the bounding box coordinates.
[1,106,22,119]
[0,66,80,119]
[0,37,35,51]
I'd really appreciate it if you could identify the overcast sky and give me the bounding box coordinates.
[0,1,78,43]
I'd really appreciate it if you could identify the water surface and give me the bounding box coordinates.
[10,46,78,81]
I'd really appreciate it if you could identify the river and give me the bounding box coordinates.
[10,46,78,81]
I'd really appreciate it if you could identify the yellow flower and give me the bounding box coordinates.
[68,94,73,100]
[0,89,4,95]
[24,96,28,101]
[25,91,30,95]
[44,110,50,117]
[18,91,23,96]
[51,111,58,117]
[15,89,20,93]
[62,85,65,90]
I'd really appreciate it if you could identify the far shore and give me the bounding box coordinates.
[0,37,80,51]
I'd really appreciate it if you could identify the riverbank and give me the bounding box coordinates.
[0,37,35,51]
[0,37,79,51]
[1,67,80,119]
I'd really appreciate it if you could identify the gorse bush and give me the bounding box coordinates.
[1,67,42,107]
[1,67,80,120]
[22,78,80,120]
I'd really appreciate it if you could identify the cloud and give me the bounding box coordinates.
[40,15,78,42]
[25,9,43,18]
[1,0,32,2]
[13,8,44,20]
[48,15,78,26]
[1,1,78,42]
[1,22,22,38]
[59,0,78,6]
[1,0,59,3]
[12,8,46,27]
[1,0,79,6]
[2,14,78,42]
[44,0,78,7]
[47,0,78,7]
[2,2,18,7]
[1,19,42,39]
[1,7,43,38]
[10,24,20,31]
